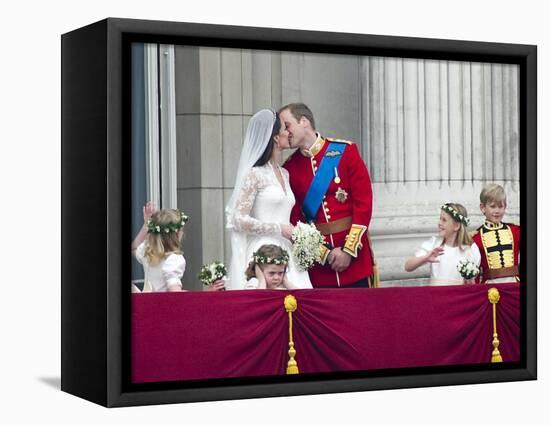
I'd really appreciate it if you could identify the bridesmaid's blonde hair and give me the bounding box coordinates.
[144,209,184,265]
[441,203,472,250]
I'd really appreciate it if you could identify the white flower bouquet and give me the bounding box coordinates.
[457,259,480,280]
[198,261,227,285]
[291,222,324,271]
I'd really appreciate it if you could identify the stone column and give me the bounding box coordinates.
[362,57,520,284]
[174,46,284,288]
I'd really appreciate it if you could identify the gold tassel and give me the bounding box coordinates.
[367,232,379,288]
[488,288,503,363]
[372,263,380,288]
[284,295,299,374]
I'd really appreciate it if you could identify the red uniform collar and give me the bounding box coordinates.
[483,220,505,230]
[300,133,326,158]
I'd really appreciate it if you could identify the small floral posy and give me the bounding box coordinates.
[457,259,480,280]
[198,261,227,285]
[147,209,189,234]
[291,222,324,271]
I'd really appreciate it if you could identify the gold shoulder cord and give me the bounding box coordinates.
[284,295,299,374]
[488,288,503,363]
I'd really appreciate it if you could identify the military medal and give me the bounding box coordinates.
[333,167,341,184]
[335,187,348,203]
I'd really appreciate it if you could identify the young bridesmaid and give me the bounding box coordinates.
[244,244,301,290]
[131,202,224,292]
[404,203,481,286]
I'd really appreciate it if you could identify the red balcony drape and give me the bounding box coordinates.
[131,283,520,383]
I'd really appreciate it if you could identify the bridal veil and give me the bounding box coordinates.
[225,109,276,289]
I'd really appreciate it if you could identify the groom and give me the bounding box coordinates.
[281,103,375,288]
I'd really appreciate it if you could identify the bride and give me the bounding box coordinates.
[225,109,313,290]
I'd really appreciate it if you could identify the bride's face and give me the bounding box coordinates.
[274,122,290,150]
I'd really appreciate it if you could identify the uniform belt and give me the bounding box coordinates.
[485,265,519,280]
[315,216,352,236]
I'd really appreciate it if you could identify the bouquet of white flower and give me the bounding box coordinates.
[457,259,480,280]
[291,222,324,271]
[198,261,227,285]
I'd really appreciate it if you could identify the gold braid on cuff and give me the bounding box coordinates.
[319,244,330,265]
[343,224,367,258]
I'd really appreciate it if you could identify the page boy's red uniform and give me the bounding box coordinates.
[472,221,520,283]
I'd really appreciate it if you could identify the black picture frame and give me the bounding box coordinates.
[61,17,537,407]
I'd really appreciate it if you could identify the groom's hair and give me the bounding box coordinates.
[279,102,316,130]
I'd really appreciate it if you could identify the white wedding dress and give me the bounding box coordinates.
[229,162,313,289]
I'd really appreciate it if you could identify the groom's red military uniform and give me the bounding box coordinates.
[284,133,374,288]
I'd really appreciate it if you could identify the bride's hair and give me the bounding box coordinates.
[253,111,281,167]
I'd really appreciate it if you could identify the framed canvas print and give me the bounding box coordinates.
[61,18,537,407]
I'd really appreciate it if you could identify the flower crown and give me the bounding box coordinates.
[253,249,290,265]
[441,203,470,226]
[147,209,189,234]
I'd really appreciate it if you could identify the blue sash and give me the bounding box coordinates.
[302,142,346,222]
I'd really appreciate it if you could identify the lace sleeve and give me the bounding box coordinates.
[232,169,281,236]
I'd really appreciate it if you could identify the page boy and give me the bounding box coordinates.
[472,184,520,283]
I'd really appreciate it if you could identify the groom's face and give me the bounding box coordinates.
[280,109,304,149]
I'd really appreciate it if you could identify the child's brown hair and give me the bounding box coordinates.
[245,244,289,280]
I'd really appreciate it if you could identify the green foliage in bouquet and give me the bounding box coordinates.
[457,259,480,280]
[291,222,324,271]
[198,261,227,285]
